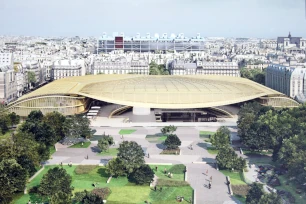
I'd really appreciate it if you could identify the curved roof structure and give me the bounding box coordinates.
[14,75,295,109]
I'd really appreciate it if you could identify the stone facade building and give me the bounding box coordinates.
[169,60,240,77]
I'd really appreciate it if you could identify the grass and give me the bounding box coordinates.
[219,170,246,185]
[75,165,98,174]
[97,148,119,156]
[49,146,56,157]
[149,186,193,204]
[16,164,193,204]
[0,130,12,140]
[199,131,215,138]
[275,175,306,204]
[207,147,219,154]
[118,129,136,135]
[234,194,246,204]
[149,165,185,181]
[145,135,167,143]
[68,141,91,148]
[107,186,150,203]
[243,150,273,156]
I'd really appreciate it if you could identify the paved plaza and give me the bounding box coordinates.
[47,126,242,204]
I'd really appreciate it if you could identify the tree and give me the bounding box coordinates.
[128,164,154,185]
[74,190,104,204]
[105,158,126,177]
[246,183,264,204]
[210,126,231,149]
[39,167,73,201]
[258,192,282,204]
[21,120,56,147]
[164,134,181,150]
[50,192,72,204]
[7,112,20,127]
[97,139,109,153]
[149,62,169,75]
[216,147,246,171]
[161,125,177,135]
[64,115,92,139]
[44,111,66,141]
[0,159,27,204]
[27,71,36,85]
[117,141,145,173]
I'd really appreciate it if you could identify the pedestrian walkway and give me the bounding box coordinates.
[46,126,242,203]
[187,163,238,204]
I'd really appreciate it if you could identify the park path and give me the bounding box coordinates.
[187,163,239,204]
[47,126,242,203]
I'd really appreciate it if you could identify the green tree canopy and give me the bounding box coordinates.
[64,115,92,139]
[210,126,231,149]
[105,158,126,177]
[43,111,66,141]
[38,167,73,201]
[128,164,154,185]
[246,183,264,204]
[258,192,282,204]
[0,159,27,204]
[149,62,169,75]
[117,141,145,173]
[97,139,109,153]
[240,67,265,85]
[216,147,246,171]
[164,134,181,150]
[161,125,177,135]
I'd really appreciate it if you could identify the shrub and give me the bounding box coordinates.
[91,187,111,199]
[28,186,39,194]
[128,164,154,185]
[156,179,189,187]
[232,185,250,197]
[164,134,181,150]
[169,164,186,174]
[160,149,180,155]
[75,165,97,174]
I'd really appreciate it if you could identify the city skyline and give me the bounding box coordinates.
[0,0,305,38]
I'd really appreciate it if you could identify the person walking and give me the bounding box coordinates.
[147,153,150,158]
[155,166,158,171]
[209,181,211,189]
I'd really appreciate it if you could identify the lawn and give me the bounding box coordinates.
[149,186,193,204]
[49,146,56,157]
[119,129,136,135]
[234,194,246,204]
[150,164,185,181]
[16,164,192,204]
[219,170,246,185]
[145,135,167,143]
[275,175,306,204]
[68,141,91,148]
[97,148,119,156]
[0,130,12,141]
[207,147,219,154]
[199,131,215,138]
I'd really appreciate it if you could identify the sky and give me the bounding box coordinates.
[0,0,305,38]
